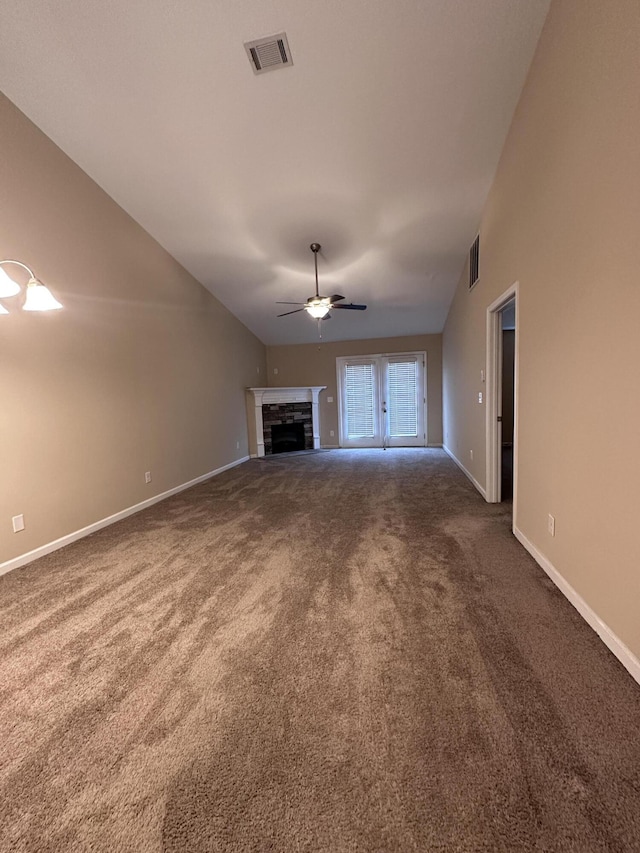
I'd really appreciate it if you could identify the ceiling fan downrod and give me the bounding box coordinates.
[310,242,321,298]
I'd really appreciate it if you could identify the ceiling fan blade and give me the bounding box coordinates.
[276,301,305,305]
[331,302,367,311]
[277,308,306,317]
[329,294,345,303]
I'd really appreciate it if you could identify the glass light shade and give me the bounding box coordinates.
[305,298,331,319]
[22,279,63,311]
[0,266,21,298]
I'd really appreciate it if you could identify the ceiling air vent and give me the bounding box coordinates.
[469,234,480,289]
[244,32,293,75]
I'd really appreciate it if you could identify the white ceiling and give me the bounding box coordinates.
[0,0,549,345]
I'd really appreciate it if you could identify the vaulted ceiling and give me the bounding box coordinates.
[0,0,549,344]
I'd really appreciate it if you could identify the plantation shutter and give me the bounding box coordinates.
[387,359,419,437]
[344,362,375,438]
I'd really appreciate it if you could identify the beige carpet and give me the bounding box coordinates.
[1,449,639,852]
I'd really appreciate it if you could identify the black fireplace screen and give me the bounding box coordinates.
[270,422,306,454]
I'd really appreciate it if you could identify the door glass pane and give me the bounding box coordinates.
[387,360,418,437]
[344,362,375,437]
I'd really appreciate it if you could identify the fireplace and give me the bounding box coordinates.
[271,422,306,454]
[262,402,313,455]
[246,386,326,458]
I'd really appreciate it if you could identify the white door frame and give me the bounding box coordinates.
[486,283,519,524]
[381,354,426,448]
[336,352,427,448]
[336,356,383,448]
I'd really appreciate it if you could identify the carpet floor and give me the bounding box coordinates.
[1,449,639,852]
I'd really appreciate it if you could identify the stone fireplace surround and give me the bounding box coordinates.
[247,387,326,458]
[263,403,312,455]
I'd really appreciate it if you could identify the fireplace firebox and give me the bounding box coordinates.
[271,422,306,454]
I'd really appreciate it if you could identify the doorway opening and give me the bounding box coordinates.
[486,285,519,523]
[500,301,516,501]
[336,352,427,448]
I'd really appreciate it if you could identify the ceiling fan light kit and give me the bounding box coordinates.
[276,243,367,331]
[305,297,331,320]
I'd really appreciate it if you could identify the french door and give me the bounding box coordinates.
[337,353,426,448]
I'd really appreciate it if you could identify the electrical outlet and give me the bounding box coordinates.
[145,471,152,484]
[12,514,25,533]
[330,430,335,437]
[470,449,473,461]
[273,367,278,375]
[478,392,483,404]
[236,441,240,449]
[548,514,555,536]
[327,396,334,403]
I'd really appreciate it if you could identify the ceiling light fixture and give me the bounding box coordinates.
[0,260,63,312]
[305,244,331,319]
[276,243,367,336]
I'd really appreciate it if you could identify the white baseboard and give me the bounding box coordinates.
[318,445,441,451]
[514,526,640,686]
[442,444,487,499]
[0,456,250,579]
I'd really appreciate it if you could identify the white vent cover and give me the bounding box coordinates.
[244,32,293,75]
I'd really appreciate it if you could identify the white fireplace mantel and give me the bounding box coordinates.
[247,386,326,457]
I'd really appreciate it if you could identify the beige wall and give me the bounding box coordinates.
[0,93,266,565]
[266,335,442,447]
[443,1,640,656]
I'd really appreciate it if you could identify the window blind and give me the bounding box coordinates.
[344,362,375,437]
[387,360,418,437]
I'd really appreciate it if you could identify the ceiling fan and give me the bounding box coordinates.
[277,243,367,322]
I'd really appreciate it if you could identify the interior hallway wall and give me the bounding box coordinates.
[442,0,640,660]
[0,92,266,567]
